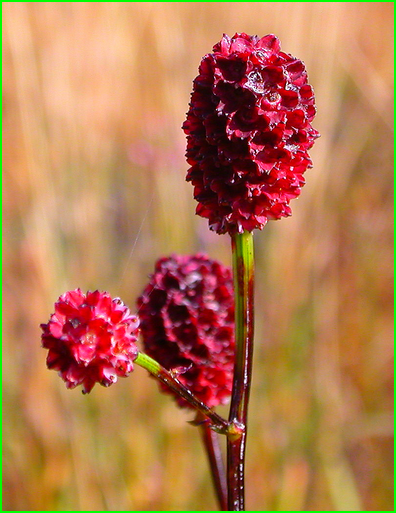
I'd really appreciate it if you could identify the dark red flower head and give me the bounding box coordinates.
[41,289,140,393]
[183,33,319,234]
[137,254,234,409]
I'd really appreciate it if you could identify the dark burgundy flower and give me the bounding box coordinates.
[41,289,139,393]
[183,33,319,234]
[137,254,235,409]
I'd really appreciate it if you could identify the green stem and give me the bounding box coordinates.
[227,231,255,511]
[135,352,230,434]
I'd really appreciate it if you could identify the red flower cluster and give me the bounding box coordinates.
[137,254,235,408]
[41,289,140,393]
[183,33,319,234]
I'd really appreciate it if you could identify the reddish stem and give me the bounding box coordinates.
[198,413,228,510]
[227,231,255,510]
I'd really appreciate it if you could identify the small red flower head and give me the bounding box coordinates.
[41,289,140,393]
[183,33,319,234]
[137,254,235,409]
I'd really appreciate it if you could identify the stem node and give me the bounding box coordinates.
[227,421,244,442]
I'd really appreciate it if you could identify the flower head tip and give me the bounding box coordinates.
[41,289,139,393]
[137,254,235,409]
[183,33,319,235]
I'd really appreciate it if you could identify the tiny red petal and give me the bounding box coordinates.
[41,289,140,392]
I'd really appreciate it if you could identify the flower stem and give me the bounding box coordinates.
[135,352,230,434]
[227,231,255,511]
[196,412,228,510]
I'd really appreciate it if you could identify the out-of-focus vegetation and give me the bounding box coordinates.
[3,3,393,510]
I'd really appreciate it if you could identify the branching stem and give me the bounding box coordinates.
[135,352,230,434]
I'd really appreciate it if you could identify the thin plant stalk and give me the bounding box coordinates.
[227,231,255,511]
[197,412,228,510]
[135,352,230,434]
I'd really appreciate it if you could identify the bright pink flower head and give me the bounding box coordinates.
[137,254,234,409]
[41,289,140,393]
[183,33,319,234]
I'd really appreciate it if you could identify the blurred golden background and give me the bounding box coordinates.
[3,2,393,511]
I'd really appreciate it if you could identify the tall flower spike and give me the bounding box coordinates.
[41,289,140,393]
[183,33,319,235]
[137,254,235,409]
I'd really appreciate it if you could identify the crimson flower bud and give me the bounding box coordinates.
[41,289,139,393]
[183,33,319,235]
[137,254,235,409]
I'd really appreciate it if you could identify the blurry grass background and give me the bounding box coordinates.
[2,2,393,511]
